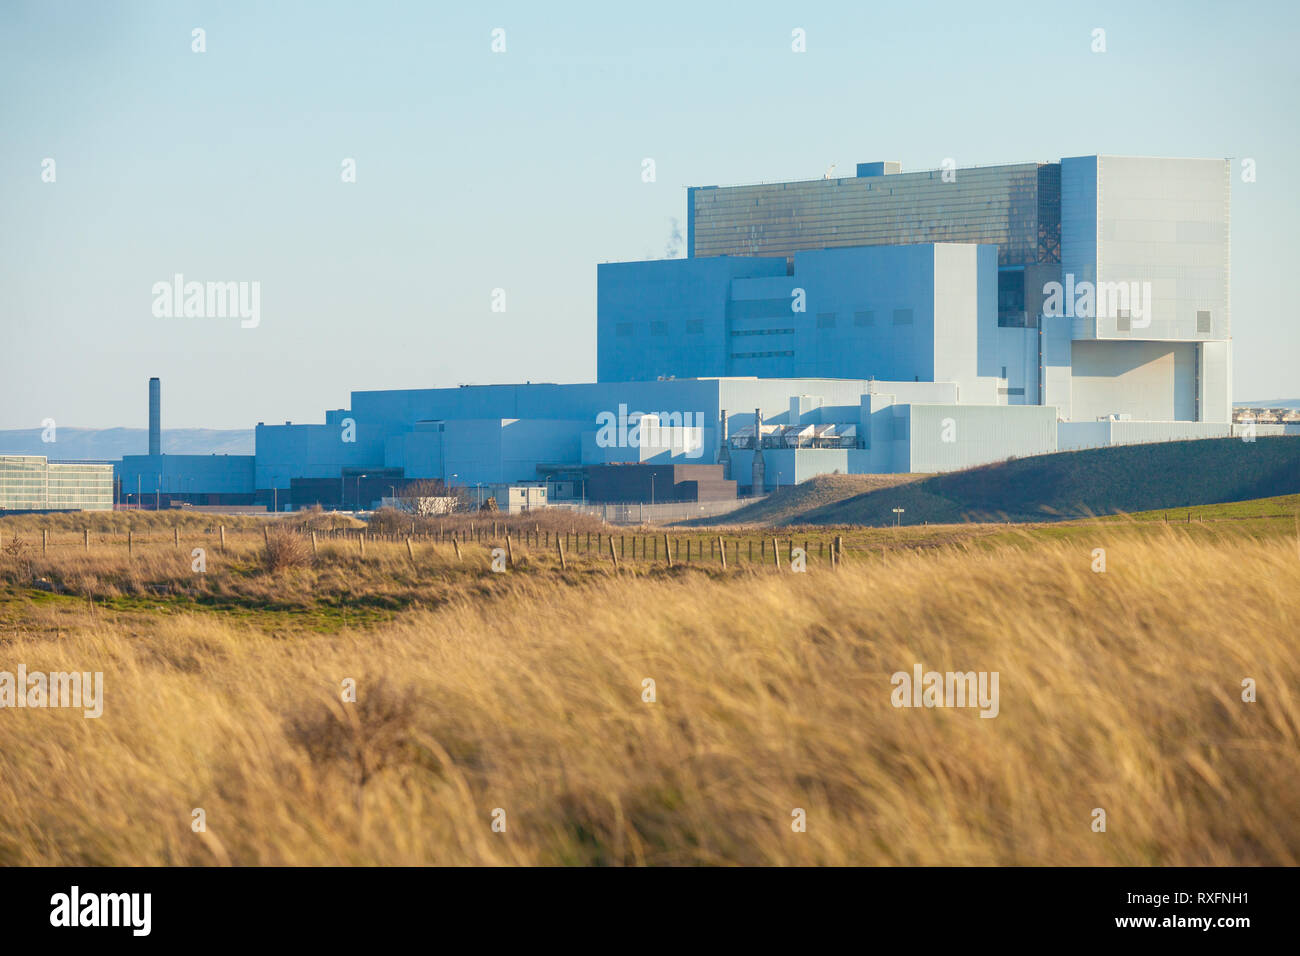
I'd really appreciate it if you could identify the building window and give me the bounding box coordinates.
[816,313,836,328]
[731,328,794,336]
[854,311,874,327]
[1197,310,1212,333]
[616,322,634,337]
[650,321,667,336]
[730,350,795,359]
[892,308,913,326]
[686,319,704,334]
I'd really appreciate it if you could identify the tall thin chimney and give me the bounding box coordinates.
[148,377,161,456]
[751,407,765,496]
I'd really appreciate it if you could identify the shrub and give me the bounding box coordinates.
[263,529,313,572]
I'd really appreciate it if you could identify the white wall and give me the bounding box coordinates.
[1070,341,1197,422]
[908,404,1057,472]
[1199,340,1232,424]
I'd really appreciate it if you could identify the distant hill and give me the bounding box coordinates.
[709,436,1300,527]
[0,428,254,460]
[1236,398,1300,410]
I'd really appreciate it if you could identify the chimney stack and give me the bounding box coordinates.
[148,377,161,456]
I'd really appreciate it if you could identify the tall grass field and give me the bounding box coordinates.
[0,515,1296,865]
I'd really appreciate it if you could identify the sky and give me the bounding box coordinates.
[2,0,1298,430]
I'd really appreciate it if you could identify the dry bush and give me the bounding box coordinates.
[263,529,313,572]
[287,509,366,532]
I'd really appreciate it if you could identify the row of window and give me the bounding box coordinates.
[617,308,1214,338]
[613,309,916,337]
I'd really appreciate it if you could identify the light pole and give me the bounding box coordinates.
[355,473,368,512]
[650,472,656,507]
[777,471,782,489]
[475,482,482,510]
[892,507,905,527]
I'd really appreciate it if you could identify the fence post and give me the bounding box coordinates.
[772,537,781,570]
[664,533,672,568]
[452,536,462,561]
[220,525,225,551]
[556,535,567,571]
[84,528,90,551]
[406,536,414,562]
[311,531,318,555]
[717,535,726,570]
[608,535,619,572]
[42,529,47,553]
[127,530,132,555]
[506,533,515,569]
[834,535,844,569]
[174,526,180,548]
[359,532,365,557]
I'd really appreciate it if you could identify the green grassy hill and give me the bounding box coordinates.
[755,436,1300,527]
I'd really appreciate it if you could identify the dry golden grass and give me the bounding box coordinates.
[0,525,1296,865]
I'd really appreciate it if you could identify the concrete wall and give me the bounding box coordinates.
[597,256,783,382]
[1070,341,1198,422]
[1199,340,1232,424]
[728,448,876,484]
[1092,155,1230,341]
[255,422,390,490]
[1060,420,1236,449]
[933,243,1001,403]
[908,404,1057,473]
[118,454,255,495]
[596,244,997,388]
[786,244,939,382]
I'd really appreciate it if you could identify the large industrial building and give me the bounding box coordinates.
[76,154,1295,511]
[0,456,113,512]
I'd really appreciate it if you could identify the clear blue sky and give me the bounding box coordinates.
[2,0,1297,429]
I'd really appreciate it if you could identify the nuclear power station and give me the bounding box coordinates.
[8,153,1298,513]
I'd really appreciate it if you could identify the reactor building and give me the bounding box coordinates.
[107,154,1295,511]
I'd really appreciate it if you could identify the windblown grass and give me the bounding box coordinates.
[0,526,1295,865]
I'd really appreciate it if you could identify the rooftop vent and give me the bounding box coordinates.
[856,161,902,177]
